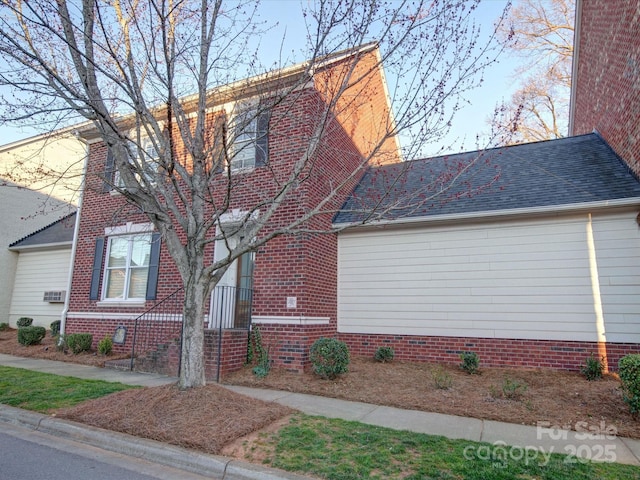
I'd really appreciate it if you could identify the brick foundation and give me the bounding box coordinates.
[337,333,640,372]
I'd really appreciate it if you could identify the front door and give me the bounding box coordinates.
[209,234,254,329]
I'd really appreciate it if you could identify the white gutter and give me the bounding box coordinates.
[59,132,90,337]
[333,197,640,231]
[8,241,72,252]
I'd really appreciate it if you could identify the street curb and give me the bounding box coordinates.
[0,404,311,480]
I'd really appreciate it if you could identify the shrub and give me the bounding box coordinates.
[501,377,527,399]
[248,326,271,378]
[581,353,604,381]
[66,333,93,354]
[619,354,640,414]
[50,320,61,337]
[310,337,350,380]
[17,326,46,346]
[374,346,395,363]
[16,317,33,328]
[459,351,479,374]
[0,322,9,331]
[97,336,113,355]
[432,366,453,390]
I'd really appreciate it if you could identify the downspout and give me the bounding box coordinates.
[59,132,89,338]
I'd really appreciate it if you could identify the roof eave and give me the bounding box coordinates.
[9,241,73,252]
[334,197,640,231]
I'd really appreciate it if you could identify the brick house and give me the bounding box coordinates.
[570,0,640,173]
[62,44,401,379]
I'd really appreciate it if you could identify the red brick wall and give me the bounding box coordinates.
[66,49,397,373]
[572,0,640,174]
[338,333,638,372]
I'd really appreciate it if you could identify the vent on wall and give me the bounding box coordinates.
[43,291,65,303]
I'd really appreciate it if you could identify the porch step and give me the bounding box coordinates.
[103,358,132,371]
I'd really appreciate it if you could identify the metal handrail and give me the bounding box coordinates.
[130,287,184,371]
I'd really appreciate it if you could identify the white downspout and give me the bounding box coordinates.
[59,132,89,338]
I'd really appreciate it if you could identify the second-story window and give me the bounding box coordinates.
[228,102,269,171]
[114,137,159,187]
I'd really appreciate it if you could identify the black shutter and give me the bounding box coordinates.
[89,237,105,300]
[102,149,115,192]
[145,232,161,300]
[255,109,270,167]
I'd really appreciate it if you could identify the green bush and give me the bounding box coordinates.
[50,320,61,337]
[17,326,46,346]
[249,327,271,376]
[310,338,350,380]
[619,354,640,414]
[459,351,479,374]
[374,346,395,363]
[581,353,604,381]
[97,335,113,355]
[16,317,33,328]
[0,322,9,331]
[66,333,93,354]
[432,366,453,390]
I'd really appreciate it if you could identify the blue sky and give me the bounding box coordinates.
[0,0,518,155]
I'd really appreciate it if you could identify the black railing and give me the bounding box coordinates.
[129,285,254,379]
[130,287,184,371]
[209,285,254,330]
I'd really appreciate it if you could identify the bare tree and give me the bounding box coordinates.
[493,0,574,143]
[0,0,508,388]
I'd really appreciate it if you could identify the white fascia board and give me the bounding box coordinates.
[334,197,640,232]
[8,241,72,252]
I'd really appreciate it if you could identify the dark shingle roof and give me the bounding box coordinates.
[334,133,640,224]
[9,211,76,249]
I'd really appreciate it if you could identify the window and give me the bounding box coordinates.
[103,234,152,301]
[114,137,159,188]
[89,230,161,302]
[227,102,269,170]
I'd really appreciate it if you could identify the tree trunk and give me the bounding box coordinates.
[178,278,207,389]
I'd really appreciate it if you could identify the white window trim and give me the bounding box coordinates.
[105,222,154,236]
[99,230,153,304]
[112,134,161,190]
[227,100,259,172]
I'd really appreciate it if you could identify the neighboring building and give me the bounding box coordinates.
[569,0,640,174]
[64,44,400,378]
[0,132,85,326]
[335,133,640,371]
[8,213,76,328]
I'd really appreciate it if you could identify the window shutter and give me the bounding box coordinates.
[255,109,270,167]
[89,237,105,300]
[102,149,115,192]
[145,232,161,300]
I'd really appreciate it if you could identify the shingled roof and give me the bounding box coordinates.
[9,211,76,250]
[334,133,640,225]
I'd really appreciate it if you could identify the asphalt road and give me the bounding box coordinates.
[0,423,214,480]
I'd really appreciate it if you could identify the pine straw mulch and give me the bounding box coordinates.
[55,384,294,455]
[0,328,294,455]
[224,357,640,440]
[0,328,130,367]
[2,328,639,452]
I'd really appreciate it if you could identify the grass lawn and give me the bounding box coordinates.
[254,415,640,480]
[1,365,638,479]
[0,366,136,412]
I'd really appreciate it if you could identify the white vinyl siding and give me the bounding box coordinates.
[337,211,640,343]
[9,249,71,328]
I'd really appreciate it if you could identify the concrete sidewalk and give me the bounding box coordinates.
[1,353,640,471]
